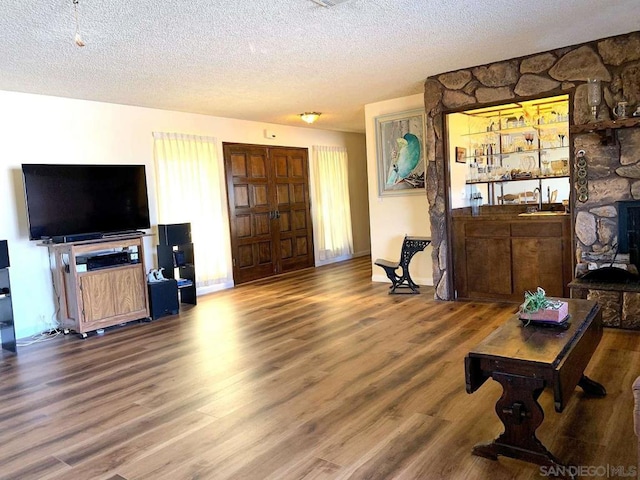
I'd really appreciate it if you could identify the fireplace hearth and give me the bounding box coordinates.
[571,202,640,328]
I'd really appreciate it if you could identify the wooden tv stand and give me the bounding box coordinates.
[47,235,150,336]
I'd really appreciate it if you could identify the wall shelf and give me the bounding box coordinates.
[570,117,640,145]
[453,96,570,206]
[466,174,569,186]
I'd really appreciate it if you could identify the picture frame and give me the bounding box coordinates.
[375,109,426,196]
[455,146,467,163]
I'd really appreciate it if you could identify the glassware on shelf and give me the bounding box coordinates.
[505,116,519,129]
[524,132,535,149]
[513,136,526,152]
[551,159,569,176]
[477,163,487,181]
[470,192,482,216]
[520,156,536,173]
[541,153,551,176]
[558,133,566,147]
[554,104,569,122]
[502,134,512,153]
[467,159,478,182]
[540,129,558,149]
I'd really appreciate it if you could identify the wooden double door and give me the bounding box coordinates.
[223,143,314,284]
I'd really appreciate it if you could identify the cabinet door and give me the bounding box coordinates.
[512,237,564,297]
[466,237,512,297]
[112,267,147,315]
[80,267,146,324]
[80,273,117,323]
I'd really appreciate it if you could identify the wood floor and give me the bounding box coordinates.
[0,256,638,480]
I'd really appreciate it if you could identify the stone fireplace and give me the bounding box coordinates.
[423,30,640,328]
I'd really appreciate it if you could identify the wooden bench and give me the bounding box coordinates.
[374,236,431,294]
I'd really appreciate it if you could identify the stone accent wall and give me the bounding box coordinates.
[424,31,640,302]
[574,128,640,274]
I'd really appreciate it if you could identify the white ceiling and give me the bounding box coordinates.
[1,0,638,133]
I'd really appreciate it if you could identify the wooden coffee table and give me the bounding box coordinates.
[465,298,606,469]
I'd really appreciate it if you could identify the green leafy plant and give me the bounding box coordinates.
[520,287,550,314]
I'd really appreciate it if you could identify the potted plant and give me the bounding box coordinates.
[519,287,569,324]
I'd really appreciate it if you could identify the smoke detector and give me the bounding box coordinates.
[310,0,352,6]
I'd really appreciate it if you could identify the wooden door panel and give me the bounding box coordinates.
[279,212,291,232]
[280,238,293,259]
[237,242,274,282]
[273,154,288,177]
[80,274,116,323]
[234,185,250,208]
[113,268,146,315]
[466,237,512,296]
[258,242,273,264]
[292,209,307,230]
[289,156,304,177]
[255,213,271,236]
[236,215,252,238]
[230,154,248,176]
[296,236,309,256]
[250,155,267,178]
[276,184,290,205]
[512,237,564,297]
[237,245,254,268]
[292,183,306,203]
[253,185,269,207]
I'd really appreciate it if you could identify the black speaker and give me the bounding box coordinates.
[147,279,179,320]
[158,223,191,246]
[0,240,9,269]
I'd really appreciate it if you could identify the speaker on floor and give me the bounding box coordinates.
[158,223,191,246]
[0,240,9,269]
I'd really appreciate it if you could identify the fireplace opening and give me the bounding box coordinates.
[578,201,640,284]
[581,266,638,283]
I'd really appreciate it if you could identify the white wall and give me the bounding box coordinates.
[0,90,368,339]
[447,112,472,209]
[365,94,432,286]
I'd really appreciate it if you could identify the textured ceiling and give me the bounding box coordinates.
[0,0,638,132]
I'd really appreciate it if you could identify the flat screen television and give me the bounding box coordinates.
[22,164,151,242]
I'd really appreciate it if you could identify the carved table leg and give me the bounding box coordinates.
[578,374,606,396]
[472,372,567,470]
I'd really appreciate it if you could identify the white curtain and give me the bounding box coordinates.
[152,132,228,289]
[311,146,354,262]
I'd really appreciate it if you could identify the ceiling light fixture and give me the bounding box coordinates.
[73,0,85,47]
[309,0,353,6]
[300,112,321,124]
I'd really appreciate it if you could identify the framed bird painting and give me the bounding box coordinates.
[375,109,426,196]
